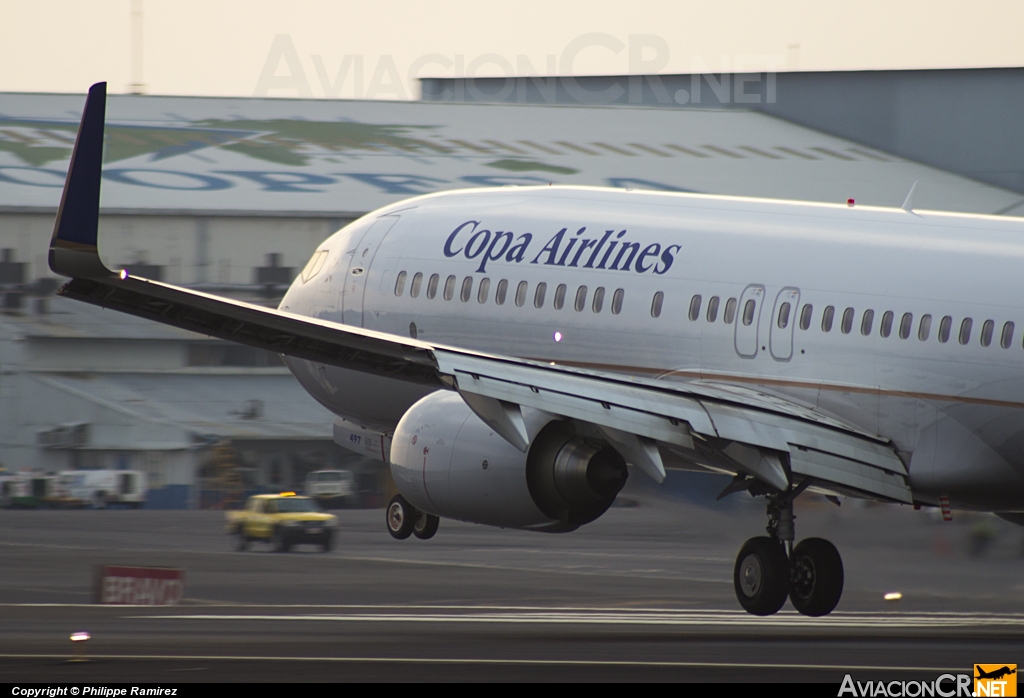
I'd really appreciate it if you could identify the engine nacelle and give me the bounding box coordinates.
[390,391,627,531]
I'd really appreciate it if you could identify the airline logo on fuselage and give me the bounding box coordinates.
[443,220,680,275]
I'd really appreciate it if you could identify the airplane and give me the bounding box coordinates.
[976,667,1017,681]
[46,82,1024,617]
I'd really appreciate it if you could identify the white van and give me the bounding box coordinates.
[304,470,355,508]
[57,470,147,508]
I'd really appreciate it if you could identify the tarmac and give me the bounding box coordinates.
[1,481,1023,682]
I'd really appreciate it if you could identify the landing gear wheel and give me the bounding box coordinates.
[413,511,439,540]
[789,538,844,617]
[734,536,790,616]
[386,495,415,540]
[272,527,291,553]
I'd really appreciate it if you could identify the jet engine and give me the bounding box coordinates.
[390,391,628,531]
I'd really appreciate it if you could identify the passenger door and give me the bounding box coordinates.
[340,215,400,326]
[734,284,765,358]
[769,287,800,361]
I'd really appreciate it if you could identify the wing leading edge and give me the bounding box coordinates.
[48,82,912,504]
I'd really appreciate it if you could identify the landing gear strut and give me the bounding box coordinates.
[733,482,844,617]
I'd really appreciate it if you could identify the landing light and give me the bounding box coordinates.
[884,592,902,601]
[280,492,296,497]
[70,631,90,662]
[119,269,128,280]
[553,331,563,342]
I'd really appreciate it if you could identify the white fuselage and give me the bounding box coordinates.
[280,186,1024,511]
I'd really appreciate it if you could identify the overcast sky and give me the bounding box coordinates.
[2,0,1022,99]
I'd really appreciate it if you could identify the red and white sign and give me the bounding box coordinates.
[96,566,185,605]
[938,495,953,522]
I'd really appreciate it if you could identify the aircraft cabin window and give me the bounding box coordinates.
[534,282,547,308]
[477,278,490,303]
[515,281,528,307]
[981,319,995,347]
[799,304,812,330]
[651,291,664,318]
[689,295,702,321]
[860,309,874,336]
[553,284,567,310]
[918,314,932,341]
[394,271,407,297]
[592,287,605,313]
[410,272,423,298]
[460,276,473,302]
[778,302,792,329]
[495,279,508,305]
[300,250,329,283]
[959,318,973,345]
[611,288,625,315]
[575,286,588,312]
[742,299,756,326]
[707,296,720,322]
[724,298,738,324]
[841,307,854,334]
[821,305,835,332]
[1002,321,1015,349]
[938,315,952,343]
[899,312,913,340]
[880,311,894,338]
[426,273,439,300]
[443,275,456,301]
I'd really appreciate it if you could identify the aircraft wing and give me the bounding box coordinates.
[49,83,912,504]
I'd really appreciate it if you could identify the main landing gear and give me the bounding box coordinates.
[733,486,844,617]
[386,494,440,541]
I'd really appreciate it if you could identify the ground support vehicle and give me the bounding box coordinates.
[303,469,356,509]
[226,493,338,552]
[57,470,147,508]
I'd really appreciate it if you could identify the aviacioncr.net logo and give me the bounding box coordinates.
[839,674,973,697]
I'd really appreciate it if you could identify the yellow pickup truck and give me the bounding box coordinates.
[226,493,338,552]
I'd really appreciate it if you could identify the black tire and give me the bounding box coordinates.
[734,536,790,616]
[789,538,844,617]
[321,532,333,552]
[237,533,249,552]
[386,495,415,540]
[272,527,291,553]
[413,512,439,540]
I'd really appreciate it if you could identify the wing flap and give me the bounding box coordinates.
[789,448,912,503]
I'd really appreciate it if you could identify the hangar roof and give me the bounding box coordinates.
[1,92,1020,218]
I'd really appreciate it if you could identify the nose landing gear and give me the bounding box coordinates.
[386,494,440,541]
[733,482,844,617]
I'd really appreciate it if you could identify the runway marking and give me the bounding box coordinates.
[132,608,1024,629]
[0,653,960,672]
[9,601,1024,623]
[0,541,728,582]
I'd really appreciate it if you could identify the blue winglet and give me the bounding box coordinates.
[49,82,112,278]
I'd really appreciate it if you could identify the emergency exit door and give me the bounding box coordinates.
[734,284,765,358]
[769,287,800,361]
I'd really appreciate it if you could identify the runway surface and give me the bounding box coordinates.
[2,486,1023,682]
